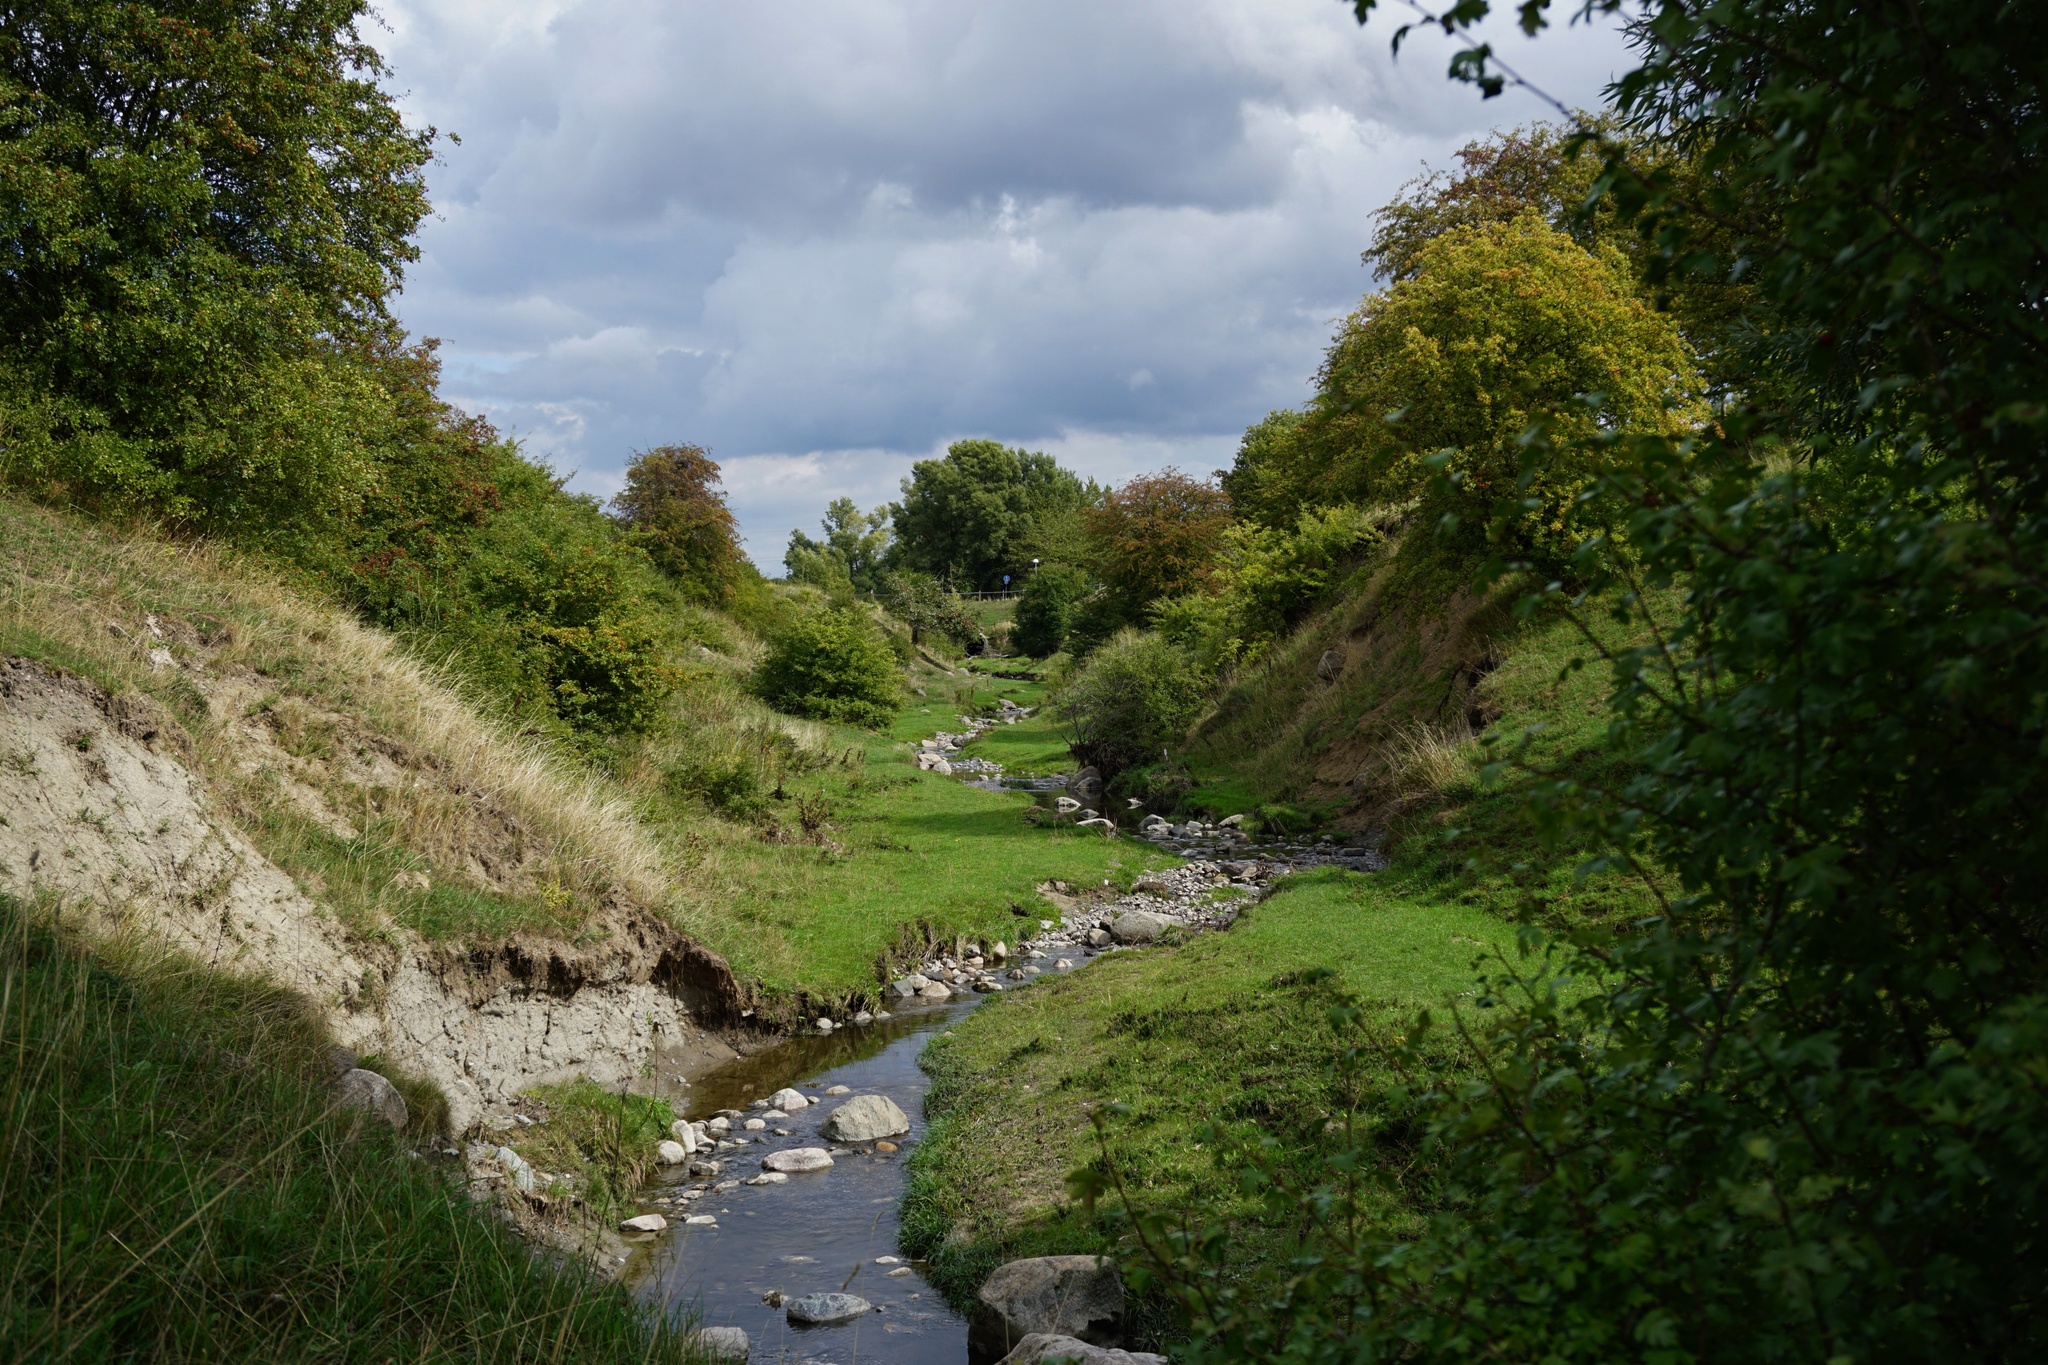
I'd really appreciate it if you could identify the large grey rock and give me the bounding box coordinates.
[769,1087,810,1110]
[822,1093,911,1142]
[669,1120,699,1153]
[619,1213,666,1233]
[336,1067,408,1130]
[1317,648,1345,680]
[786,1292,870,1325]
[762,1146,834,1173]
[687,1326,750,1361]
[972,1256,1126,1358]
[1109,911,1173,945]
[655,1139,690,1165]
[996,1334,1166,1365]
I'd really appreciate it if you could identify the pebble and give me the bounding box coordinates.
[876,1255,900,1264]
[685,1214,719,1226]
[875,1140,899,1152]
[747,1172,789,1186]
[824,1085,851,1095]
[743,1118,767,1131]
[887,1266,915,1277]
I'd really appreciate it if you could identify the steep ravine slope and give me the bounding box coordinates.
[0,501,751,1133]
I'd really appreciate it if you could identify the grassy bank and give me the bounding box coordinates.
[0,892,692,1362]
[900,568,1667,1327]
[900,868,1515,1324]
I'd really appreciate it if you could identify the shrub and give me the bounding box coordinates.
[1052,630,1209,781]
[756,608,902,729]
[1013,563,1094,657]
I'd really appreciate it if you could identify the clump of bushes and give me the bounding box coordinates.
[755,608,903,729]
[1052,629,1209,782]
[1013,563,1092,657]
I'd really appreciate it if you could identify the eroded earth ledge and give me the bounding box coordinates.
[0,655,744,1133]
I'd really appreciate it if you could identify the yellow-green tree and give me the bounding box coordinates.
[1237,215,1700,567]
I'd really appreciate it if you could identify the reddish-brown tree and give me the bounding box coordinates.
[610,444,744,602]
[1082,469,1232,618]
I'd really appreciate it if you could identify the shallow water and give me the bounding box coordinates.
[631,998,986,1365]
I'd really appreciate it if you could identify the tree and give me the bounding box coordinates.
[610,444,744,602]
[784,498,891,592]
[1253,215,1699,566]
[891,439,1094,590]
[0,0,433,528]
[1052,629,1208,783]
[1012,563,1093,658]
[1081,470,1233,620]
[1124,0,2048,1359]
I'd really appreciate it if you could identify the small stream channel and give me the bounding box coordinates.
[626,990,1020,1365]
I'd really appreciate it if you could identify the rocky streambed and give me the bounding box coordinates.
[604,715,1379,1363]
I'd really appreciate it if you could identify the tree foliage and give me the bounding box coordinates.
[891,439,1095,590]
[1013,563,1094,658]
[0,0,433,526]
[784,498,891,593]
[1118,0,2048,1360]
[1232,217,1698,567]
[1081,469,1234,622]
[610,444,745,603]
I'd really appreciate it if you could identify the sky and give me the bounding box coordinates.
[371,0,1630,567]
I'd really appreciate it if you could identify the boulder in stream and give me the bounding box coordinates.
[822,1093,911,1142]
[1110,911,1173,944]
[762,1147,834,1173]
[769,1087,810,1110]
[687,1326,750,1361]
[786,1292,871,1326]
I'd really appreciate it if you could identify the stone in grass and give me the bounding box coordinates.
[996,1334,1166,1365]
[620,1213,667,1233]
[669,1121,699,1153]
[336,1068,408,1130]
[493,1146,536,1193]
[769,1087,810,1110]
[822,1094,911,1142]
[686,1326,750,1362]
[973,1256,1126,1357]
[762,1147,834,1173]
[656,1140,690,1165]
[786,1292,871,1326]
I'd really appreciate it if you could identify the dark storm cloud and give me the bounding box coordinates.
[376,0,1627,558]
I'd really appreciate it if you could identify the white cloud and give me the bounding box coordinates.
[374,0,1628,562]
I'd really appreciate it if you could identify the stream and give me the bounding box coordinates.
[628,992,1000,1365]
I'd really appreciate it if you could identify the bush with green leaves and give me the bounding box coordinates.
[1113,0,2048,1360]
[1151,503,1393,672]
[1013,563,1094,657]
[755,608,902,729]
[1052,630,1209,782]
[875,570,982,650]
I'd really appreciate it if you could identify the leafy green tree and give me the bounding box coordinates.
[1244,215,1699,566]
[755,609,901,729]
[784,498,891,592]
[1012,563,1094,658]
[610,444,745,602]
[1118,0,2048,1359]
[891,439,1094,590]
[0,0,433,527]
